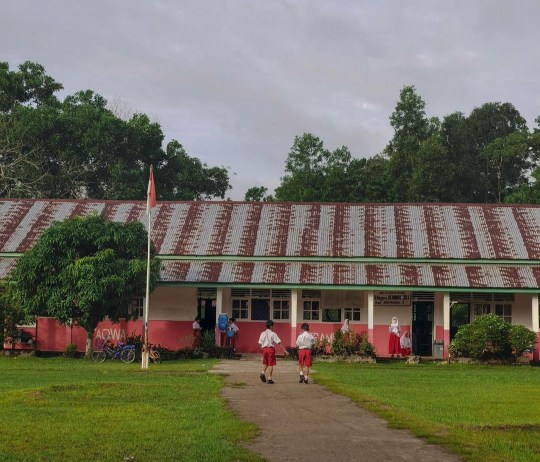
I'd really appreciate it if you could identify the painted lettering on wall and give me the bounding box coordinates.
[95,328,126,341]
[374,291,411,306]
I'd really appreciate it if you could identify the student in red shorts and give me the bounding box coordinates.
[258,320,288,384]
[296,322,315,384]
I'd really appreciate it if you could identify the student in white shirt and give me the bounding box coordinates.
[227,317,239,351]
[258,320,288,384]
[296,323,315,384]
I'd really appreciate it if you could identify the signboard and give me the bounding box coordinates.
[374,291,411,306]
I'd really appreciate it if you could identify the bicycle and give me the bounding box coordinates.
[92,337,136,363]
[147,343,161,364]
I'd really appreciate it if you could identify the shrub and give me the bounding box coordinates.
[449,314,521,360]
[201,330,215,350]
[64,343,77,358]
[509,324,537,356]
[313,336,330,356]
[330,330,376,358]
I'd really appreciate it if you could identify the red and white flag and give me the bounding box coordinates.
[147,166,156,214]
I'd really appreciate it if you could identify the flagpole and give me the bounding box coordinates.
[142,165,155,370]
[142,205,151,369]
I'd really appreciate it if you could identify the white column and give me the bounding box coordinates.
[443,292,451,358]
[215,288,224,346]
[443,293,450,332]
[290,289,299,347]
[367,291,374,343]
[532,294,540,361]
[532,294,539,333]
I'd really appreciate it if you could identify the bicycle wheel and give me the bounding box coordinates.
[121,348,136,363]
[151,351,161,364]
[92,351,106,363]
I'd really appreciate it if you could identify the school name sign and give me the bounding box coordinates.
[374,291,411,306]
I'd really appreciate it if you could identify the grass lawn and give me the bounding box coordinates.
[0,356,263,462]
[314,361,540,462]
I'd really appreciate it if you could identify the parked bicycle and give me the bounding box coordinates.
[92,337,136,363]
[148,343,161,364]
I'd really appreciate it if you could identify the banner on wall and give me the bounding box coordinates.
[374,291,411,306]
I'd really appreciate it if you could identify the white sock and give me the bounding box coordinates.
[300,372,304,376]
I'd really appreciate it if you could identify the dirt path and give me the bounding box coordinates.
[212,357,461,462]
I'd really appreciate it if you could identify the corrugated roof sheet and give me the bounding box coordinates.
[2,199,540,289]
[2,199,540,259]
[1,256,538,289]
[159,260,540,289]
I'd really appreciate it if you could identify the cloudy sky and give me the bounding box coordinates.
[2,1,540,199]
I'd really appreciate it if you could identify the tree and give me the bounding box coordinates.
[0,61,231,201]
[409,135,455,202]
[7,215,160,358]
[244,186,274,202]
[0,61,62,112]
[275,133,353,202]
[385,85,433,201]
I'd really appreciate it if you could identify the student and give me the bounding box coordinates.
[258,320,288,384]
[192,316,202,348]
[296,323,315,384]
[341,318,351,333]
[400,331,412,357]
[388,316,401,357]
[227,317,239,351]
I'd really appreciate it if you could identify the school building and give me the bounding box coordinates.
[1,199,539,360]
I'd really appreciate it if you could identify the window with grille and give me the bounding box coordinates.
[344,307,361,321]
[128,297,144,318]
[232,299,249,319]
[303,300,320,321]
[322,308,341,322]
[273,300,290,320]
[495,304,512,323]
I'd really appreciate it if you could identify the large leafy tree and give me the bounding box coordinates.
[384,85,433,201]
[0,61,231,200]
[275,133,354,202]
[8,215,160,357]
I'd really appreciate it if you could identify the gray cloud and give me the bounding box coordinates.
[1,0,539,199]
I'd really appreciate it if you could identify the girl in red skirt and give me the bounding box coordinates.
[388,316,401,357]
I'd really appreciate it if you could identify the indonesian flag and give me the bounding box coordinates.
[147,166,156,214]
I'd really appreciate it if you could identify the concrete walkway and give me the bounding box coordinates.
[212,357,461,462]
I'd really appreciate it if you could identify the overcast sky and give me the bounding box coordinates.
[2,1,540,200]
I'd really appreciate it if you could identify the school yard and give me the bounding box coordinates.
[0,355,538,462]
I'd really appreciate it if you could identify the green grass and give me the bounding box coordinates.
[314,361,540,462]
[0,356,263,462]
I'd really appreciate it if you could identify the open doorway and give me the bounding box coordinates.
[412,301,433,356]
[197,298,216,333]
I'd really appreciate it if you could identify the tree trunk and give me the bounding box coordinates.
[85,331,94,359]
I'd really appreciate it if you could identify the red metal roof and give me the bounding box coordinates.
[2,199,540,289]
[2,199,540,259]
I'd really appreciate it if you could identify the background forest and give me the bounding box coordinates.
[2,61,540,204]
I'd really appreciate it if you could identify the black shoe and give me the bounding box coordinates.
[299,375,304,383]
[259,373,266,383]
[304,378,308,384]
[267,379,274,384]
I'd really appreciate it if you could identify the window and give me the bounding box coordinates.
[495,304,512,323]
[344,307,361,321]
[303,300,320,320]
[322,308,341,322]
[232,299,249,319]
[128,297,143,318]
[273,300,289,320]
[474,303,491,317]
